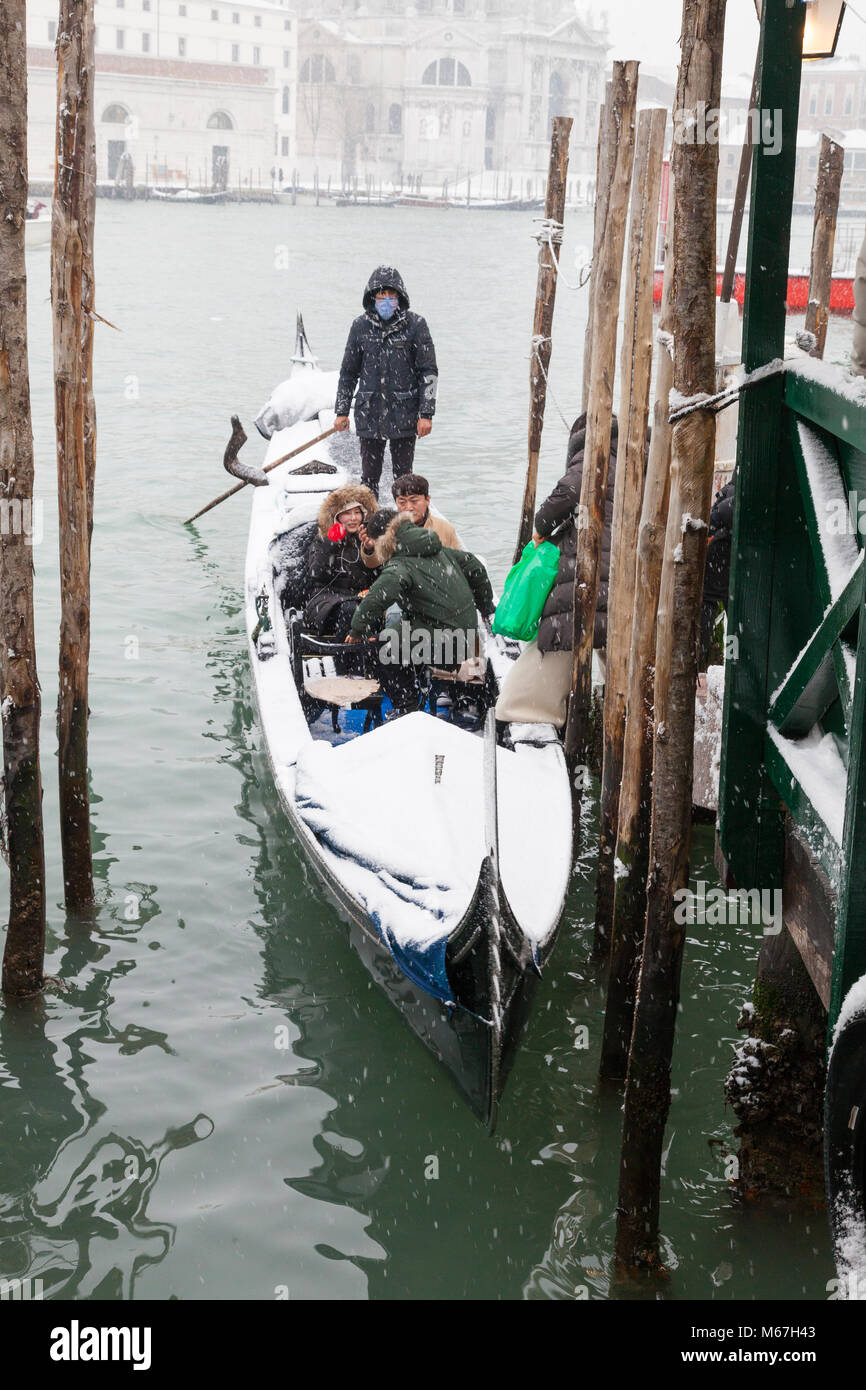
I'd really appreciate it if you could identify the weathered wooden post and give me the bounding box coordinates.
[614,0,726,1277]
[563,62,639,775]
[53,0,97,912]
[600,224,676,1083]
[594,107,667,957]
[603,288,678,1079]
[512,116,573,563]
[582,83,615,414]
[0,0,48,995]
[805,134,844,358]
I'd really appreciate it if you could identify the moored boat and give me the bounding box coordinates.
[240,318,573,1128]
[652,264,855,313]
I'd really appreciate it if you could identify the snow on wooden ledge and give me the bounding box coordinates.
[787,354,866,412]
[766,723,846,845]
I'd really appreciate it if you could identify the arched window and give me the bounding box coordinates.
[102,103,130,122]
[207,110,234,129]
[389,102,402,134]
[548,70,566,120]
[422,57,471,87]
[282,85,290,114]
[300,53,335,83]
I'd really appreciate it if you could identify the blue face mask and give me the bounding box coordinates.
[375,295,399,321]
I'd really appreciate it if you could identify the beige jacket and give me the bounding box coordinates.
[362,509,461,568]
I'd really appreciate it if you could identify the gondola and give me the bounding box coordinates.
[241,317,573,1130]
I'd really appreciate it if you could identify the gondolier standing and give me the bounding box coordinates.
[333,266,438,498]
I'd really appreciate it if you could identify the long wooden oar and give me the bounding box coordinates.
[184,421,338,525]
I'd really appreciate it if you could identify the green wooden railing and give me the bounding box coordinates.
[718,0,866,1030]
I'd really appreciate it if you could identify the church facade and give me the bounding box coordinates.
[294,1,610,192]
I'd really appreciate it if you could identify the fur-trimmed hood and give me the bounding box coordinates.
[317,483,378,540]
[373,512,441,566]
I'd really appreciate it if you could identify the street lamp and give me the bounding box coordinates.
[802,0,846,59]
[753,1,846,59]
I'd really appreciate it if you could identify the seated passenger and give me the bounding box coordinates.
[347,509,494,720]
[360,473,460,568]
[304,483,379,640]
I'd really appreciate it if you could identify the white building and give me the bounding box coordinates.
[24,0,612,196]
[26,0,299,187]
[294,0,610,193]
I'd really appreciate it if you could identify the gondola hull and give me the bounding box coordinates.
[250,681,547,1128]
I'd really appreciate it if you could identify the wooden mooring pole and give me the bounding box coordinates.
[594,107,667,961]
[0,0,48,995]
[582,83,615,415]
[563,61,638,777]
[512,116,573,564]
[53,0,97,912]
[805,134,844,359]
[599,216,675,1083]
[614,0,726,1278]
[719,58,759,308]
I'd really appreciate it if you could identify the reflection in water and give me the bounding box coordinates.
[29,1115,213,1299]
[0,978,213,1299]
[0,804,213,1301]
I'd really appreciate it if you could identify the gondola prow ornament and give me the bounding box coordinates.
[182,417,338,526]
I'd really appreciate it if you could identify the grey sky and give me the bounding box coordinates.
[602,0,758,82]
[602,0,865,86]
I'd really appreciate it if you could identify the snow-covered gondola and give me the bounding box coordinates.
[242,318,573,1129]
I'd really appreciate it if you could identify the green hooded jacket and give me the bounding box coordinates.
[350,517,493,642]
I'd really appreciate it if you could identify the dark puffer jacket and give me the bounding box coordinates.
[535,414,618,654]
[334,266,438,440]
[350,516,494,642]
[703,477,735,607]
[700,474,736,663]
[304,482,380,630]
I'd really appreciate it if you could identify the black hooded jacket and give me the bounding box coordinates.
[534,413,619,654]
[334,266,438,440]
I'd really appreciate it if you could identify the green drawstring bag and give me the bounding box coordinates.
[492,540,560,643]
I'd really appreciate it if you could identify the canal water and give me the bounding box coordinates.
[0,199,841,1300]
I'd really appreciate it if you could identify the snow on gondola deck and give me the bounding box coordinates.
[294,711,571,957]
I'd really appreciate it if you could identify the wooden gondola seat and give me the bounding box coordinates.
[302,672,384,732]
[303,675,381,708]
[429,656,487,684]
